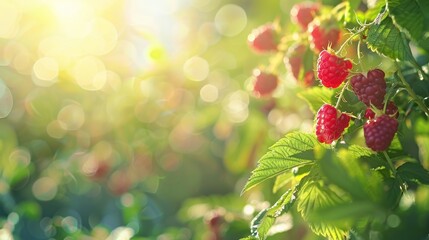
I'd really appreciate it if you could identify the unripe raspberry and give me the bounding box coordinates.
[248,24,278,53]
[315,104,351,144]
[290,2,320,30]
[308,18,341,53]
[317,50,352,88]
[252,69,278,97]
[351,69,386,109]
[364,114,398,152]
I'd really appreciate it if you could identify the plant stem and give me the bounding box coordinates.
[335,81,349,108]
[383,151,396,176]
[395,63,429,117]
[357,39,365,72]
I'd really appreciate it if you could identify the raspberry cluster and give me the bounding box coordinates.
[349,69,399,152]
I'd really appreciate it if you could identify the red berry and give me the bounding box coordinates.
[308,18,341,53]
[315,104,351,144]
[317,50,352,88]
[284,44,306,80]
[291,2,320,30]
[248,24,278,53]
[364,114,398,152]
[252,69,278,97]
[351,69,386,109]
[364,101,399,120]
[303,71,315,87]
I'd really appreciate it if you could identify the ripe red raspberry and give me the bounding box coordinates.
[364,101,399,120]
[315,104,351,144]
[252,69,278,97]
[248,23,278,53]
[351,69,386,109]
[364,114,398,152]
[317,50,352,88]
[290,2,320,30]
[308,18,341,53]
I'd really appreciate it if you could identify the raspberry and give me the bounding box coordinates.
[308,18,341,53]
[248,23,278,53]
[364,101,399,120]
[284,44,306,80]
[315,104,351,144]
[350,69,386,109]
[317,50,353,88]
[252,69,278,97]
[303,71,315,87]
[290,2,320,30]
[364,114,398,152]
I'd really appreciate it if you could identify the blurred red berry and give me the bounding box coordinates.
[315,104,351,144]
[291,2,320,30]
[252,69,278,97]
[317,50,352,88]
[303,71,315,87]
[284,44,306,80]
[248,23,278,53]
[308,18,341,53]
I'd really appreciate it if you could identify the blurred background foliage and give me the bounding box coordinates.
[1,0,428,239]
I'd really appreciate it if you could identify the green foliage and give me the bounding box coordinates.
[366,16,414,62]
[242,132,318,194]
[387,0,424,43]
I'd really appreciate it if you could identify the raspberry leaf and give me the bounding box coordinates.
[387,0,424,44]
[298,87,335,114]
[241,132,319,194]
[366,16,414,62]
[249,181,304,240]
[297,180,349,240]
[319,149,384,202]
[397,162,429,185]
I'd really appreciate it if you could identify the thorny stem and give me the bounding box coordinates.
[335,26,368,56]
[335,81,349,109]
[395,63,429,117]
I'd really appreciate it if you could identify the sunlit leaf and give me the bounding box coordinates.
[298,87,336,114]
[242,132,319,194]
[297,181,349,240]
[387,0,424,43]
[366,16,414,62]
[251,178,305,239]
[320,149,384,203]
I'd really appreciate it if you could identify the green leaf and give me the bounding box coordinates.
[397,162,429,184]
[297,181,349,240]
[272,172,293,193]
[319,149,384,202]
[251,178,307,239]
[387,0,424,43]
[366,16,414,62]
[308,201,378,223]
[298,87,335,113]
[241,132,318,194]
